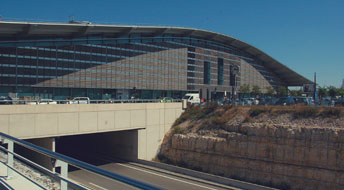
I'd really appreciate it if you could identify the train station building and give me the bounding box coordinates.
[0,21,311,100]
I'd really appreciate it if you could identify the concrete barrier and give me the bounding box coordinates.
[135,159,277,190]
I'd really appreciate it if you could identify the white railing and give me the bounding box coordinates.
[0,99,182,105]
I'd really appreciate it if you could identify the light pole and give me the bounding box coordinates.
[314,72,317,103]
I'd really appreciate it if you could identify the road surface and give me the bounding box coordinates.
[69,161,240,190]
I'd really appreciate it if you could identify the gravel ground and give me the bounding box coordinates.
[0,150,60,190]
[254,113,344,128]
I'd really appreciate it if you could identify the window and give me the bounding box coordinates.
[204,61,210,84]
[187,53,195,58]
[217,58,223,85]
[230,65,239,86]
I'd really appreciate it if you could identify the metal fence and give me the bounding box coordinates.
[0,99,182,105]
[0,132,162,190]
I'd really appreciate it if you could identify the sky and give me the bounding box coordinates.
[1,0,343,87]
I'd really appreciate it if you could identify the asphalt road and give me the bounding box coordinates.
[69,162,239,190]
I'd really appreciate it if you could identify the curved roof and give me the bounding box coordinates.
[0,21,311,86]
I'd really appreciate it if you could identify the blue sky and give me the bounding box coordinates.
[1,0,343,87]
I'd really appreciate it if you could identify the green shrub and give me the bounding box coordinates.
[320,108,342,118]
[174,102,219,126]
[293,107,319,119]
[223,104,232,111]
[199,116,226,130]
[249,107,268,117]
[238,126,248,135]
[173,105,201,126]
[171,126,185,135]
[197,102,219,119]
[243,116,253,123]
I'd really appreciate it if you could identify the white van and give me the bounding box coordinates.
[69,97,90,104]
[182,93,200,104]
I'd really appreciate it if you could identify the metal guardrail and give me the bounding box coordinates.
[0,99,182,105]
[0,132,163,190]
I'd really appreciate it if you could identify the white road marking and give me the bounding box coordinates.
[116,163,218,190]
[89,182,109,190]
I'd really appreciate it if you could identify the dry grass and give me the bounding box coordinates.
[172,105,344,133]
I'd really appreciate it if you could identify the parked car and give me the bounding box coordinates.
[275,96,296,106]
[39,99,57,104]
[320,98,331,106]
[160,97,173,103]
[69,97,90,104]
[258,97,278,105]
[240,98,255,105]
[295,97,314,105]
[0,96,12,105]
[334,98,344,107]
[182,93,200,104]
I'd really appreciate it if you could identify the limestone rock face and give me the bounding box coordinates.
[159,125,344,190]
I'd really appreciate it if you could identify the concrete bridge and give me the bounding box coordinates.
[0,103,276,190]
[0,103,182,161]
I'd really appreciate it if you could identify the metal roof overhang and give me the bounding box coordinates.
[0,21,311,86]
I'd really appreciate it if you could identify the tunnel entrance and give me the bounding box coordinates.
[55,130,139,167]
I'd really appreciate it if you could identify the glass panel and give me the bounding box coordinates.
[218,58,224,85]
[204,61,210,84]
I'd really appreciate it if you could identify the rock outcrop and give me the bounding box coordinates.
[159,105,344,190]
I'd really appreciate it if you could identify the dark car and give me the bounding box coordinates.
[294,97,314,105]
[275,96,296,106]
[216,98,232,106]
[334,98,344,107]
[259,97,278,105]
[0,96,12,105]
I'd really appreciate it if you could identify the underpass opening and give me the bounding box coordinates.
[55,130,139,168]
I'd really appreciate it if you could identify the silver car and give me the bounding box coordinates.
[39,99,57,104]
[69,97,90,104]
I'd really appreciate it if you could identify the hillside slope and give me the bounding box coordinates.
[158,104,344,190]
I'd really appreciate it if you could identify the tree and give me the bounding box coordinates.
[278,87,287,97]
[265,86,275,97]
[328,86,338,98]
[338,88,344,97]
[240,84,251,97]
[289,90,298,96]
[251,85,261,97]
[318,86,328,99]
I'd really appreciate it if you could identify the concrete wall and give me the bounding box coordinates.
[26,138,55,170]
[15,137,55,171]
[138,103,183,160]
[0,103,182,161]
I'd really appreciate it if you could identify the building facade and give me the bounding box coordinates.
[0,21,310,100]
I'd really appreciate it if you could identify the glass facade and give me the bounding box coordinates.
[0,31,284,100]
[218,58,224,85]
[203,61,211,85]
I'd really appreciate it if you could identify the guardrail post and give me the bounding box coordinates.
[2,138,14,178]
[54,160,68,190]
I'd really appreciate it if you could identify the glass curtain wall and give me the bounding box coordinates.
[0,35,282,99]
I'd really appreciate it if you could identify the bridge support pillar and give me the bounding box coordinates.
[25,137,56,171]
[1,139,14,178]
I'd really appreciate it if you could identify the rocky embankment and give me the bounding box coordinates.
[158,104,344,190]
